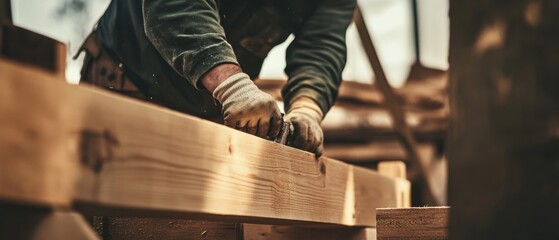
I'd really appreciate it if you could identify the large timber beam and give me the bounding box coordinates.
[0,59,401,227]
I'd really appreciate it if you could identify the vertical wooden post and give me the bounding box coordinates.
[449,0,559,239]
[377,161,411,208]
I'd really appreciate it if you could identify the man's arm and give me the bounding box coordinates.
[283,0,356,114]
[283,0,356,156]
[143,0,237,88]
[143,0,282,138]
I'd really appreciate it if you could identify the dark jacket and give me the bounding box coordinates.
[96,0,355,118]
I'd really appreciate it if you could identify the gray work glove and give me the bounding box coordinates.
[213,73,283,139]
[285,97,324,157]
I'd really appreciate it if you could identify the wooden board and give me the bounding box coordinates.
[0,60,80,206]
[376,161,410,208]
[376,207,449,240]
[0,59,402,227]
[243,224,376,240]
[99,218,239,240]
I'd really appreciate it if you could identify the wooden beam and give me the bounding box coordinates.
[0,59,403,227]
[376,207,449,240]
[377,161,411,208]
[98,218,239,240]
[243,224,376,240]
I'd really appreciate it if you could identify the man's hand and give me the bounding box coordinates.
[212,72,283,139]
[285,97,324,156]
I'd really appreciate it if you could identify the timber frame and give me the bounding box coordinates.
[0,59,410,239]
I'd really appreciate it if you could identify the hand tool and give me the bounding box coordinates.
[275,121,293,145]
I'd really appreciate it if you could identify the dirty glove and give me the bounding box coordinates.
[285,97,324,156]
[213,73,283,139]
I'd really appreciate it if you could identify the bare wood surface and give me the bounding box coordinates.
[377,161,410,208]
[376,207,449,240]
[99,218,239,240]
[449,0,559,238]
[377,162,406,180]
[0,59,403,227]
[243,224,376,240]
[0,60,80,206]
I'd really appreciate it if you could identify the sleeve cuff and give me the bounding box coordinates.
[285,87,329,116]
[190,43,239,90]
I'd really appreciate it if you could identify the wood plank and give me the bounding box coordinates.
[376,207,449,240]
[0,60,80,206]
[377,162,406,179]
[0,59,402,227]
[100,218,239,240]
[243,224,376,240]
[377,161,410,208]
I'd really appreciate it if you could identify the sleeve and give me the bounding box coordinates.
[282,0,356,114]
[143,0,239,89]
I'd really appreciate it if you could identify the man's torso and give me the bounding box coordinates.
[95,0,321,118]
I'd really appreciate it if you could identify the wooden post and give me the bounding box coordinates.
[377,161,411,208]
[449,0,559,239]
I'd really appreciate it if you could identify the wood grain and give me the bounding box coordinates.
[376,207,449,240]
[0,59,403,227]
[0,59,79,206]
[377,161,410,208]
[243,224,376,240]
[100,218,238,240]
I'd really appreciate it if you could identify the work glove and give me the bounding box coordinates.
[285,97,324,157]
[213,73,283,139]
